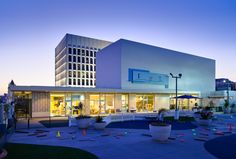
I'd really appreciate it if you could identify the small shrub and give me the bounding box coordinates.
[150,121,169,126]
[95,116,104,123]
[200,111,213,120]
[75,115,91,120]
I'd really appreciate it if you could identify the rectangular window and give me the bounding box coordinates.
[82,65,85,70]
[86,58,89,64]
[73,48,76,55]
[86,65,89,71]
[78,79,80,85]
[82,79,85,85]
[90,51,93,57]
[68,55,72,62]
[69,63,72,69]
[73,71,76,77]
[86,72,89,78]
[94,66,96,71]
[90,65,93,71]
[73,79,76,85]
[69,78,72,85]
[82,50,85,56]
[94,51,96,57]
[82,57,85,63]
[73,56,76,62]
[68,71,72,77]
[77,71,81,78]
[77,56,80,62]
[77,49,80,55]
[86,50,89,56]
[77,64,80,70]
[90,73,93,78]
[90,80,93,85]
[82,72,85,78]
[73,64,76,70]
[94,59,96,64]
[68,48,72,54]
[90,58,93,64]
[86,80,89,85]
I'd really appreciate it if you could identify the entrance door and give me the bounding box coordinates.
[50,94,65,116]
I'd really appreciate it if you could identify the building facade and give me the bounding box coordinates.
[9,37,216,117]
[215,78,236,91]
[55,34,111,87]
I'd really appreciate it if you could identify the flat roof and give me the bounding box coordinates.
[10,85,199,94]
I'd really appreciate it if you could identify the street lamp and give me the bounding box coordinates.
[170,73,182,120]
[223,79,230,105]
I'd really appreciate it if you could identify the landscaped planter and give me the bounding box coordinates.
[198,119,212,126]
[94,122,107,130]
[149,123,171,141]
[224,108,231,114]
[76,118,91,129]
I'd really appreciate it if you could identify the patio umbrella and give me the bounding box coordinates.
[172,94,201,109]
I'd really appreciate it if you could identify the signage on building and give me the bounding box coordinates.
[128,68,169,88]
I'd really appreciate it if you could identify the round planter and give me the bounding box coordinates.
[76,118,91,129]
[94,122,106,130]
[198,119,212,126]
[149,124,171,141]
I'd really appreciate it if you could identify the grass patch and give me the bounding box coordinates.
[4,143,99,159]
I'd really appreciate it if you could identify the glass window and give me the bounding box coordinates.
[90,58,93,64]
[94,66,96,71]
[90,73,93,78]
[82,72,85,78]
[68,78,72,85]
[73,48,76,55]
[68,48,72,54]
[90,51,93,57]
[86,65,89,71]
[94,52,96,57]
[78,79,80,85]
[82,57,85,63]
[77,64,80,70]
[68,71,72,77]
[90,65,93,71]
[71,94,84,115]
[136,95,154,112]
[82,79,85,85]
[77,71,81,78]
[90,80,93,85]
[73,71,76,77]
[94,59,96,64]
[69,63,72,69]
[121,94,129,113]
[77,49,80,55]
[68,55,72,62]
[82,50,85,56]
[86,58,89,64]
[77,56,80,62]
[73,79,76,85]
[73,64,76,70]
[86,72,89,78]
[82,65,85,70]
[73,56,76,62]
[86,50,89,56]
[86,79,89,85]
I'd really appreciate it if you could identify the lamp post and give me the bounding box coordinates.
[170,73,182,120]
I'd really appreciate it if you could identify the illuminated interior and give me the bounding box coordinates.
[136,95,154,112]
[121,94,129,112]
[90,94,115,115]
[50,94,66,116]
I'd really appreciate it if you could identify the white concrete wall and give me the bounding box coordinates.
[121,40,215,94]
[96,40,122,88]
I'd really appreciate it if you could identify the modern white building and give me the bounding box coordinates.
[55,34,111,87]
[9,38,216,117]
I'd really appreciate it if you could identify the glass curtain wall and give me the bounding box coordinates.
[90,94,115,115]
[121,94,129,112]
[136,95,154,112]
[50,93,85,116]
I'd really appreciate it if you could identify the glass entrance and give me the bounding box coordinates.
[50,94,65,116]
[136,95,154,112]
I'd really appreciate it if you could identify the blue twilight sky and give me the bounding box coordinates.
[0,0,236,95]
